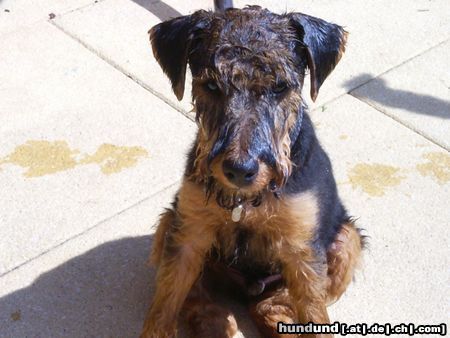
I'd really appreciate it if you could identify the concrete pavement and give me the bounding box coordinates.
[0,0,449,337]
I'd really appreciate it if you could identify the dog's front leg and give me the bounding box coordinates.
[280,244,331,338]
[141,220,215,338]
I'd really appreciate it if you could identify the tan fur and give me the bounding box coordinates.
[336,30,349,67]
[249,287,297,338]
[143,8,357,337]
[141,76,360,338]
[249,221,363,338]
[184,280,238,338]
[150,209,175,267]
[326,221,363,305]
[142,179,335,337]
[141,181,219,338]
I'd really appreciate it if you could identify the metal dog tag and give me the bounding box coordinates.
[231,204,243,222]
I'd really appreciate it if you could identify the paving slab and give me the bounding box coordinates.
[52,0,195,117]
[0,21,196,275]
[53,0,450,112]
[350,39,450,150]
[0,0,98,36]
[0,1,448,336]
[0,185,256,338]
[309,95,449,326]
[0,185,174,337]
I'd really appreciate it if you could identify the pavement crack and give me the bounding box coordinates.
[350,94,450,151]
[312,36,450,112]
[47,20,195,123]
[0,181,179,278]
[313,37,450,151]
[56,0,110,18]
[347,37,450,95]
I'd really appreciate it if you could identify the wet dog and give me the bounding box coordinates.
[141,5,364,338]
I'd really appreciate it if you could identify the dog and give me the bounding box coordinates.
[141,4,365,338]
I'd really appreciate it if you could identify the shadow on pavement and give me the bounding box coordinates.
[0,235,257,337]
[131,0,182,21]
[0,236,154,337]
[345,73,450,119]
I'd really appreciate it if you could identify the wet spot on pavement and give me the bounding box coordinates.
[348,163,405,196]
[416,152,450,185]
[80,144,148,175]
[0,140,148,177]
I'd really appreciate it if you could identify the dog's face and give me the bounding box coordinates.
[150,6,346,205]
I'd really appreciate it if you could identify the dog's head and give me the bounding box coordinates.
[150,6,347,205]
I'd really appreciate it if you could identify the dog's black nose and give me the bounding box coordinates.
[222,158,259,187]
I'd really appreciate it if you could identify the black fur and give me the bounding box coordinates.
[289,13,347,101]
[284,110,349,252]
[152,5,350,278]
[150,7,346,102]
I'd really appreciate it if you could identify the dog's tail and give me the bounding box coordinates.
[214,0,233,12]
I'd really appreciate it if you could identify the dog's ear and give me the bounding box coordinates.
[288,13,348,101]
[149,12,209,100]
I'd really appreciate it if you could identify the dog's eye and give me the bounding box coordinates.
[206,81,219,92]
[272,82,288,94]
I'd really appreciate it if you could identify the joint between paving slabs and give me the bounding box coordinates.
[47,18,195,123]
[349,94,449,152]
[0,181,181,278]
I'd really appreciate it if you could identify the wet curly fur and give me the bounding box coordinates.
[141,6,365,338]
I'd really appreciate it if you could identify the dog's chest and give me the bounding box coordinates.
[212,224,282,278]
